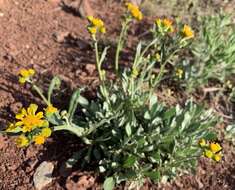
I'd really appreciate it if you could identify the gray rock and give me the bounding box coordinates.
[33,161,54,190]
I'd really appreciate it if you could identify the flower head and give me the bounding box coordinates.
[45,105,58,116]
[176,68,184,79]
[34,135,45,145]
[16,135,29,147]
[198,139,207,147]
[87,16,106,36]
[41,127,52,138]
[6,123,17,132]
[125,2,143,21]
[155,18,174,33]
[15,104,48,133]
[131,68,139,78]
[182,25,194,38]
[204,149,213,159]
[18,68,35,84]
[213,153,222,162]
[210,142,222,153]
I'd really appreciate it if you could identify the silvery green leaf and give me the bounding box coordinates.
[103,177,115,190]
[125,123,132,137]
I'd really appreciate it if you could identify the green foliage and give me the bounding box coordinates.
[181,13,235,91]
[76,88,217,185]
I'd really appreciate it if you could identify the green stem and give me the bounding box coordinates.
[94,39,103,82]
[154,49,180,87]
[115,19,129,75]
[53,124,82,137]
[32,84,49,105]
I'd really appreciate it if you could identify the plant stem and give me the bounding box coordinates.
[53,124,82,137]
[115,19,129,75]
[94,39,103,82]
[32,84,49,105]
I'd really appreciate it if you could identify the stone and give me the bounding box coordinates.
[33,161,54,190]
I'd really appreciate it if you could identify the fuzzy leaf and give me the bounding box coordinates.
[103,177,115,190]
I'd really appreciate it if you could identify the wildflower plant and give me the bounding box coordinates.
[3,2,220,189]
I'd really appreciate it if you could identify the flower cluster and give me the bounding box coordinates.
[155,18,174,33]
[18,68,35,84]
[87,16,106,36]
[199,139,222,162]
[6,104,57,147]
[125,2,143,21]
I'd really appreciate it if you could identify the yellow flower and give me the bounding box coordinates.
[41,127,52,138]
[92,18,104,28]
[155,53,161,62]
[176,68,183,79]
[131,68,139,78]
[213,153,222,162]
[18,68,35,84]
[16,135,29,147]
[155,18,174,33]
[204,150,213,159]
[100,26,106,34]
[210,142,222,153]
[126,2,143,21]
[6,123,17,132]
[34,135,45,145]
[162,19,174,32]
[198,139,207,147]
[88,26,97,34]
[155,18,161,26]
[45,105,58,116]
[182,25,194,38]
[87,16,104,27]
[15,104,47,133]
[87,16,106,35]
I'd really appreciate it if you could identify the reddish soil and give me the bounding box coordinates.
[0,0,235,189]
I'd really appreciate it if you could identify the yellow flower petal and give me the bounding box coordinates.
[36,112,44,119]
[88,26,97,34]
[204,150,213,159]
[87,15,94,22]
[45,105,58,115]
[16,135,29,147]
[22,125,33,133]
[41,127,52,138]
[15,121,23,127]
[92,18,104,27]
[126,2,143,21]
[176,68,183,79]
[34,135,45,145]
[210,143,222,153]
[182,25,194,38]
[6,123,17,132]
[198,139,206,147]
[20,69,29,77]
[213,153,222,162]
[100,26,106,34]
[19,77,26,84]
[28,69,35,75]
[27,104,38,115]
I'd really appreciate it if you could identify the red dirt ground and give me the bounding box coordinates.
[1,0,235,189]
